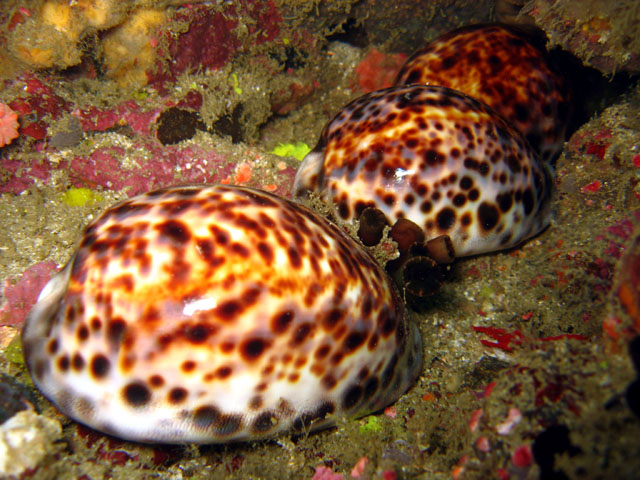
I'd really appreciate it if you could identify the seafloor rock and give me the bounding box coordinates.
[0,409,63,477]
[522,0,640,74]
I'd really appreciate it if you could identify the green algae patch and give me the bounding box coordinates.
[5,334,24,367]
[271,142,311,161]
[61,188,103,207]
[359,415,382,434]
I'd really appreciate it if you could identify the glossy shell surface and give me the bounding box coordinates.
[22,184,421,444]
[395,24,570,162]
[293,85,554,257]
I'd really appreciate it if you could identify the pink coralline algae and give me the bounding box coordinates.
[511,444,533,468]
[66,143,232,196]
[311,466,343,480]
[0,102,19,147]
[149,2,282,89]
[8,75,70,142]
[0,261,57,326]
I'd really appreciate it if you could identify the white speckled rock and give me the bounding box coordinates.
[0,410,62,476]
[22,184,421,444]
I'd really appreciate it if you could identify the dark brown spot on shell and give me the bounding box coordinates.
[441,55,455,69]
[90,316,102,331]
[292,402,335,431]
[123,382,151,407]
[460,176,473,190]
[214,300,241,321]
[210,225,230,245]
[252,411,278,433]
[338,200,350,219]
[181,360,196,373]
[497,192,513,212]
[257,241,274,263]
[314,344,331,360]
[478,202,499,231]
[424,149,445,166]
[241,338,271,361]
[343,331,367,353]
[72,352,85,371]
[343,384,364,410]
[183,323,216,344]
[113,274,134,293]
[436,207,456,231]
[249,395,263,410]
[230,242,250,258]
[523,188,534,215]
[379,307,397,338]
[196,238,215,262]
[322,308,345,330]
[120,353,136,372]
[168,387,188,404]
[65,304,77,324]
[216,366,232,379]
[453,193,466,207]
[271,310,294,334]
[506,154,521,174]
[156,219,191,246]
[90,354,110,378]
[58,354,70,372]
[47,338,59,355]
[290,323,314,346]
[364,377,380,397]
[362,296,373,320]
[193,405,220,429]
[322,374,337,390]
[287,246,302,268]
[106,318,127,346]
[76,324,89,342]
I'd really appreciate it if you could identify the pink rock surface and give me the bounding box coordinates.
[0,261,57,326]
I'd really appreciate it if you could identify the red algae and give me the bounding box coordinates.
[0,261,57,326]
[149,1,282,89]
[353,48,406,93]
